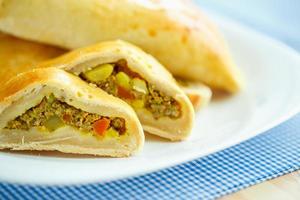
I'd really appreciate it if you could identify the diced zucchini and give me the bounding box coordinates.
[44,115,64,132]
[83,64,114,82]
[116,72,131,89]
[131,99,144,109]
[105,128,119,138]
[131,78,148,94]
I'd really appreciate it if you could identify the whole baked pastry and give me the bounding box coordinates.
[0,0,243,92]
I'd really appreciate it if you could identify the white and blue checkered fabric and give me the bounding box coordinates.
[0,114,299,200]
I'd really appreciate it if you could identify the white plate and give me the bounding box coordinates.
[0,13,300,185]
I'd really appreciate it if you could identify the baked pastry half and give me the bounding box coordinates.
[0,68,144,157]
[37,40,195,140]
[0,0,243,92]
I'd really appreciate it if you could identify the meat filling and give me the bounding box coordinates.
[5,95,126,137]
[80,60,181,119]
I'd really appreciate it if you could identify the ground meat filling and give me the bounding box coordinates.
[80,60,182,119]
[5,95,126,136]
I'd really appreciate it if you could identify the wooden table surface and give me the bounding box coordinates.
[221,170,300,200]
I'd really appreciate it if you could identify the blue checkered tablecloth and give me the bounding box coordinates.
[1,1,300,200]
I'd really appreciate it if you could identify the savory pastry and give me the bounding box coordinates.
[36,40,195,140]
[0,32,210,110]
[178,81,212,111]
[0,0,243,92]
[0,68,144,157]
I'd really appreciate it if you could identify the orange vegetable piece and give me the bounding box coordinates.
[117,86,134,99]
[62,114,71,122]
[93,118,110,136]
[187,94,201,107]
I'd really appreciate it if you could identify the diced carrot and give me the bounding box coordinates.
[117,86,134,99]
[62,114,71,122]
[93,118,110,136]
[188,94,200,107]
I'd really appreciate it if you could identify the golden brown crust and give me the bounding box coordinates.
[0,144,132,157]
[0,32,65,85]
[0,0,243,92]
[0,68,144,157]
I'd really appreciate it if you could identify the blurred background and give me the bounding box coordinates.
[196,0,300,50]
